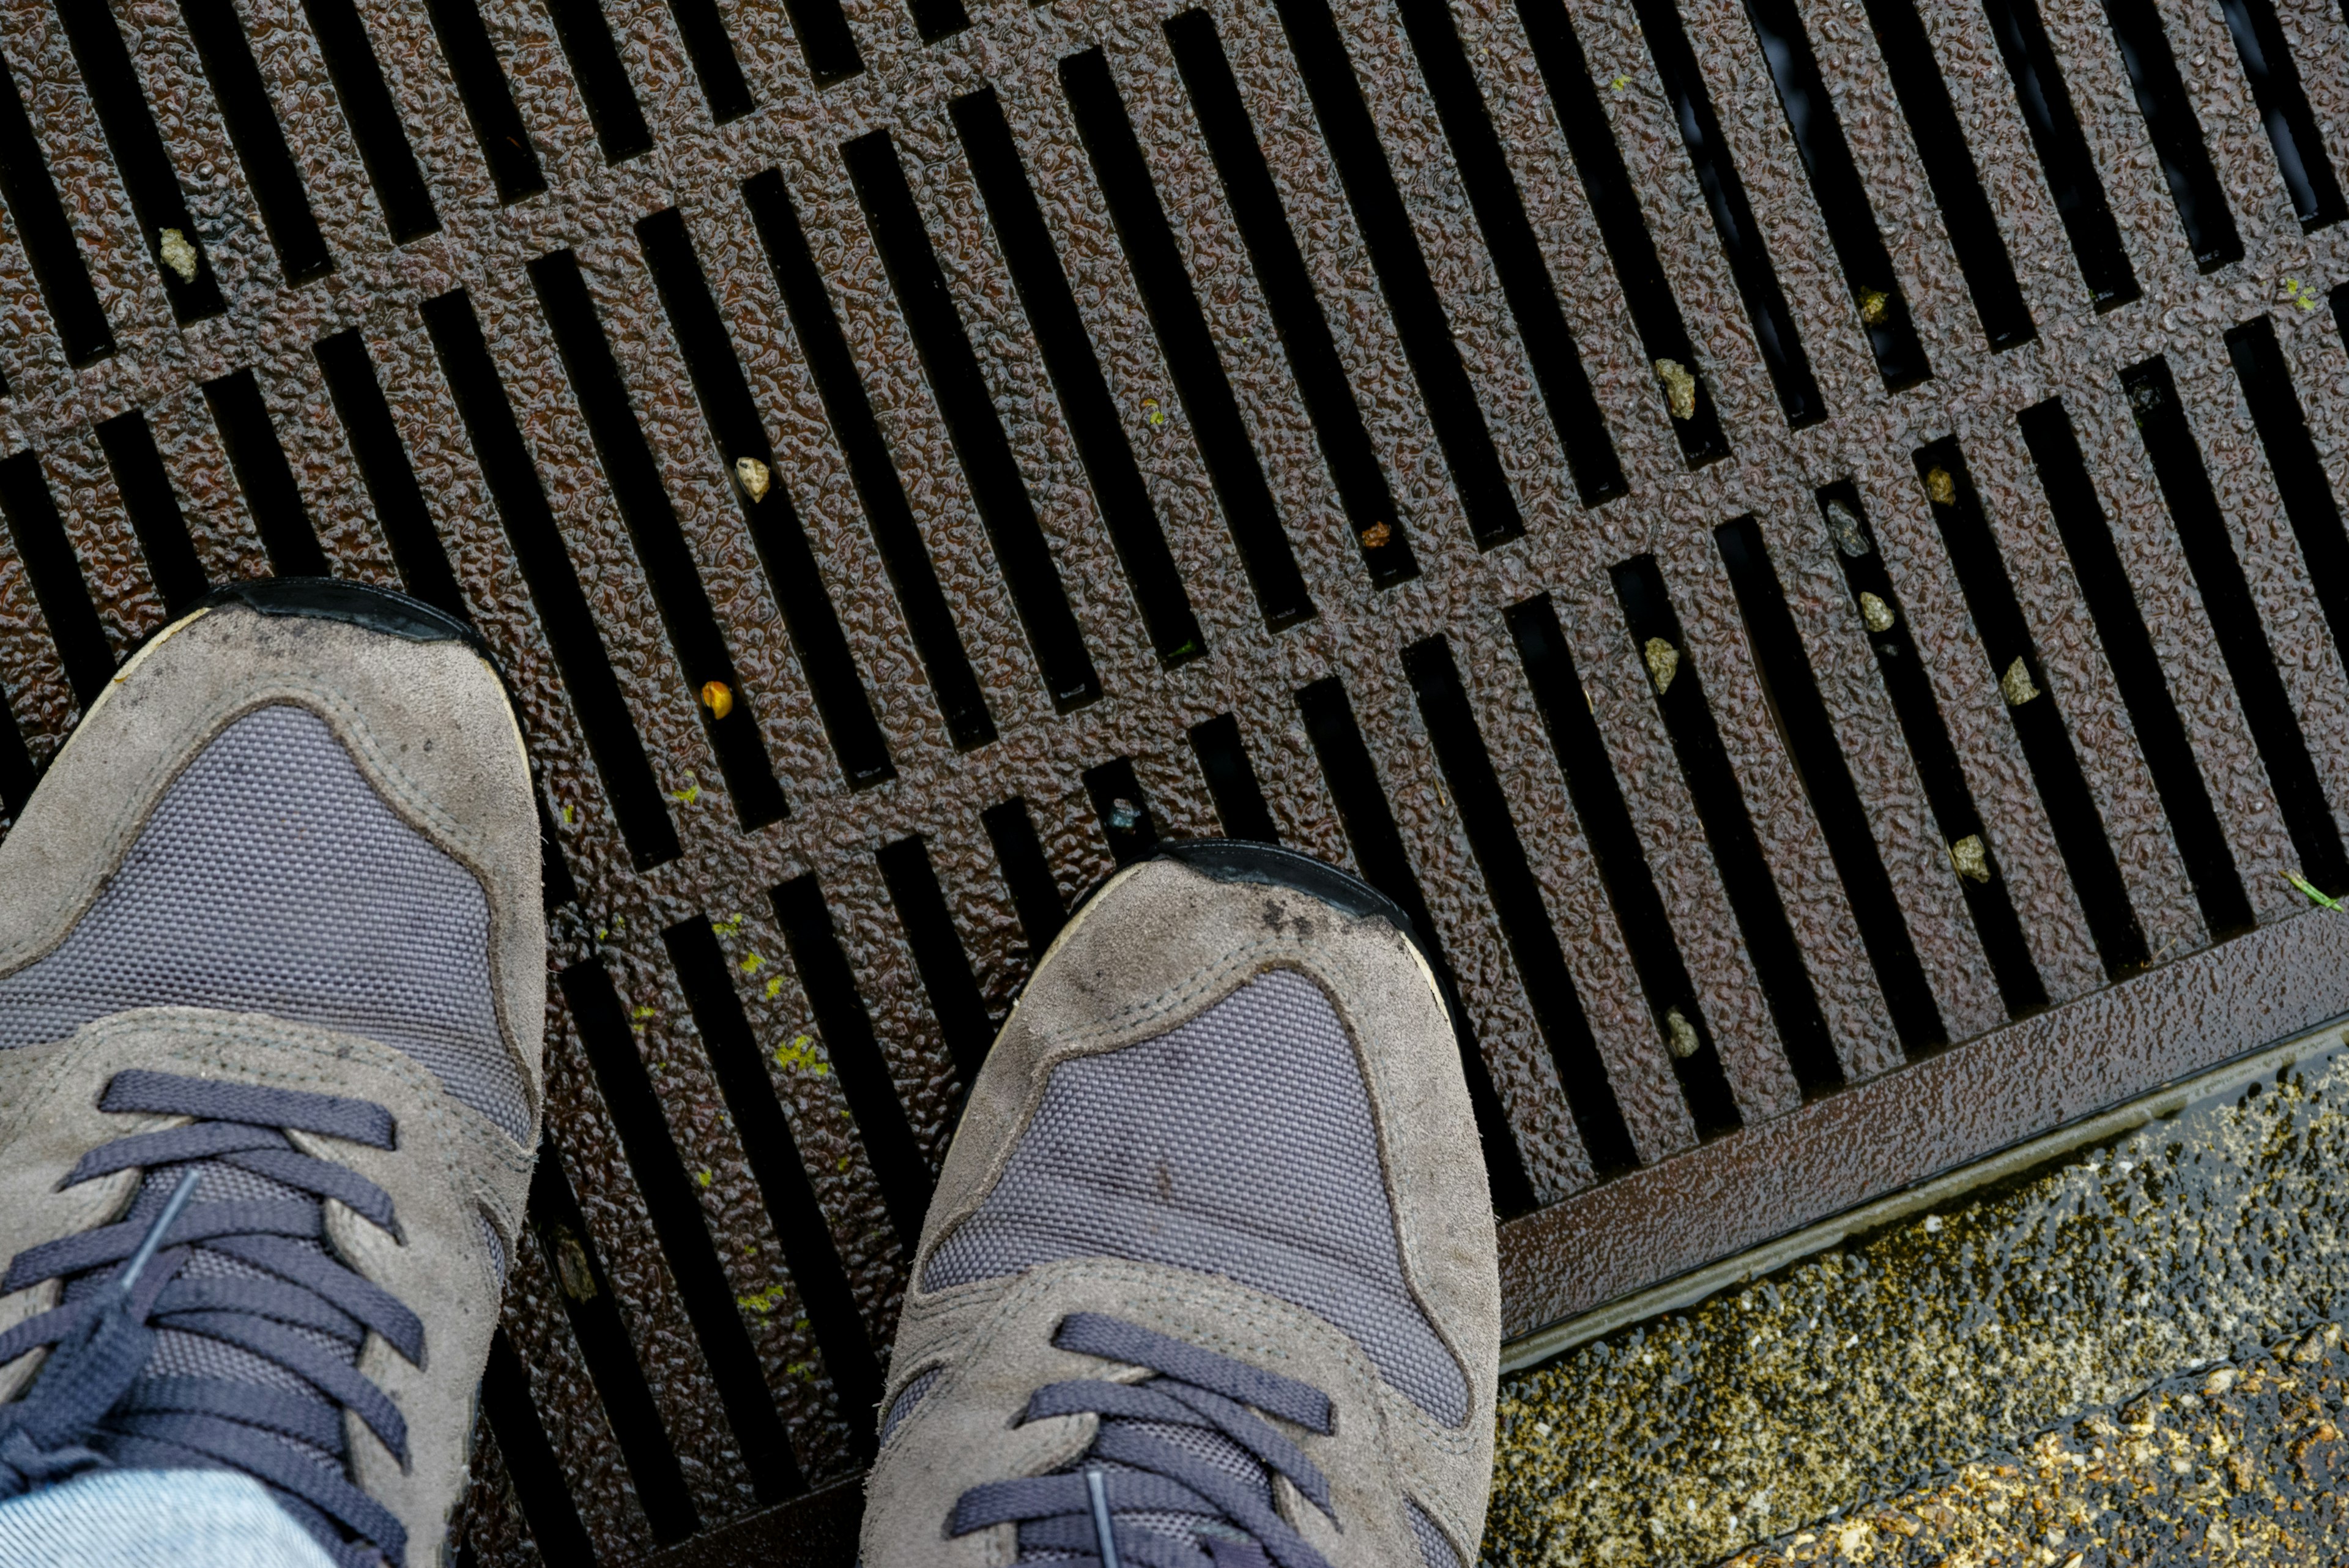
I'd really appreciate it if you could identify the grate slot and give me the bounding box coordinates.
[2120,358,2347,894]
[199,369,330,578]
[1740,0,1931,390]
[536,791,581,909]
[739,169,995,749]
[1610,555,1844,1096]
[982,796,1067,952]
[1187,712,1282,842]
[1165,10,1418,585]
[1405,635,1641,1173]
[93,411,208,617]
[1917,438,2148,975]
[634,209,894,791]
[907,0,972,44]
[770,874,934,1254]
[543,0,653,164]
[0,685,34,816]
[1296,675,1537,1213]
[1854,0,2033,351]
[421,289,681,871]
[53,0,225,321]
[1626,0,1823,428]
[479,1329,601,1564]
[180,0,333,285]
[1082,757,1161,865]
[2217,0,2343,228]
[529,248,791,833]
[312,330,467,623]
[1812,483,2047,1017]
[663,0,755,122]
[2101,0,2240,271]
[1386,0,1627,505]
[767,0,863,85]
[661,916,886,1449]
[1056,50,1314,632]
[0,50,108,368]
[1978,0,2137,308]
[0,453,113,707]
[841,131,1104,713]
[876,835,995,1082]
[1512,0,1729,461]
[421,0,546,203]
[298,0,440,243]
[525,1140,700,1543]
[1505,595,1742,1139]
[1715,516,1945,1052]
[1256,0,1528,546]
[951,89,1207,667]
[2014,399,2252,937]
[558,960,804,1499]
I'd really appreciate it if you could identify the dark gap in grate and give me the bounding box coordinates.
[53,0,225,322]
[1057,50,1315,632]
[479,1329,600,1565]
[421,0,546,203]
[842,132,1103,713]
[1082,756,1160,866]
[1626,0,1824,428]
[982,796,1068,952]
[180,0,333,285]
[0,452,114,707]
[1254,0,1527,546]
[2101,0,2241,271]
[662,915,885,1450]
[530,248,790,833]
[543,0,653,164]
[2227,317,2349,784]
[93,411,209,617]
[2120,357,2347,894]
[1187,712,1281,842]
[0,51,109,368]
[951,90,1207,667]
[199,369,330,578]
[2217,0,2342,229]
[1164,10,1418,586]
[907,0,972,45]
[877,834,996,1083]
[1741,0,1931,390]
[1978,0,2137,308]
[421,289,681,871]
[1715,516,1946,1053]
[1855,0,2033,351]
[634,209,894,790]
[1811,482,2046,1017]
[299,0,440,242]
[536,788,581,910]
[525,1137,699,1543]
[2014,399,2253,938]
[664,0,756,122]
[1512,0,1729,463]
[314,330,467,623]
[558,959,804,1500]
[1295,675,1538,1214]
[1404,634,1640,1174]
[739,169,995,749]
[765,0,863,86]
[1916,437,2148,975]
[1388,0,1626,506]
[1610,555,1845,1096]
[1506,595,1742,1139]
[0,688,33,817]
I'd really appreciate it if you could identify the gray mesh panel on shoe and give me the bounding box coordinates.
[878,1368,941,1446]
[1408,1501,1461,1567]
[923,967,1468,1424]
[0,704,522,1137]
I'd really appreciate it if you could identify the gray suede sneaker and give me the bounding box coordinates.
[862,842,1500,1567]
[0,581,544,1567]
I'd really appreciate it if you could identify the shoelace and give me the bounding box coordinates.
[0,1071,421,1567]
[950,1313,1338,1568]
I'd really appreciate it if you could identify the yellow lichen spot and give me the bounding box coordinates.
[734,456,772,500]
[764,976,784,1000]
[632,1005,655,1022]
[1860,591,1896,633]
[837,1154,853,1172]
[1926,466,1958,507]
[1655,358,1698,420]
[737,1285,791,1316]
[2000,657,2041,707]
[711,913,744,937]
[1950,834,1991,884]
[1140,395,1167,427]
[670,773,701,805]
[741,952,766,975]
[774,1033,831,1077]
[699,680,733,719]
[1858,287,1890,325]
[158,228,199,282]
[561,803,575,826]
[1644,637,1680,696]
[695,1168,713,1189]
[1611,74,1630,89]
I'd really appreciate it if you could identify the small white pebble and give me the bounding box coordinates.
[1924,1214,1943,1232]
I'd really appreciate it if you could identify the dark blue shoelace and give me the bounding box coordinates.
[949,1313,1339,1568]
[0,1071,420,1567]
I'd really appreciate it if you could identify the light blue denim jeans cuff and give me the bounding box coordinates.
[0,1468,336,1567]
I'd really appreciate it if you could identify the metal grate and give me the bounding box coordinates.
[0,0,2345,1559]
